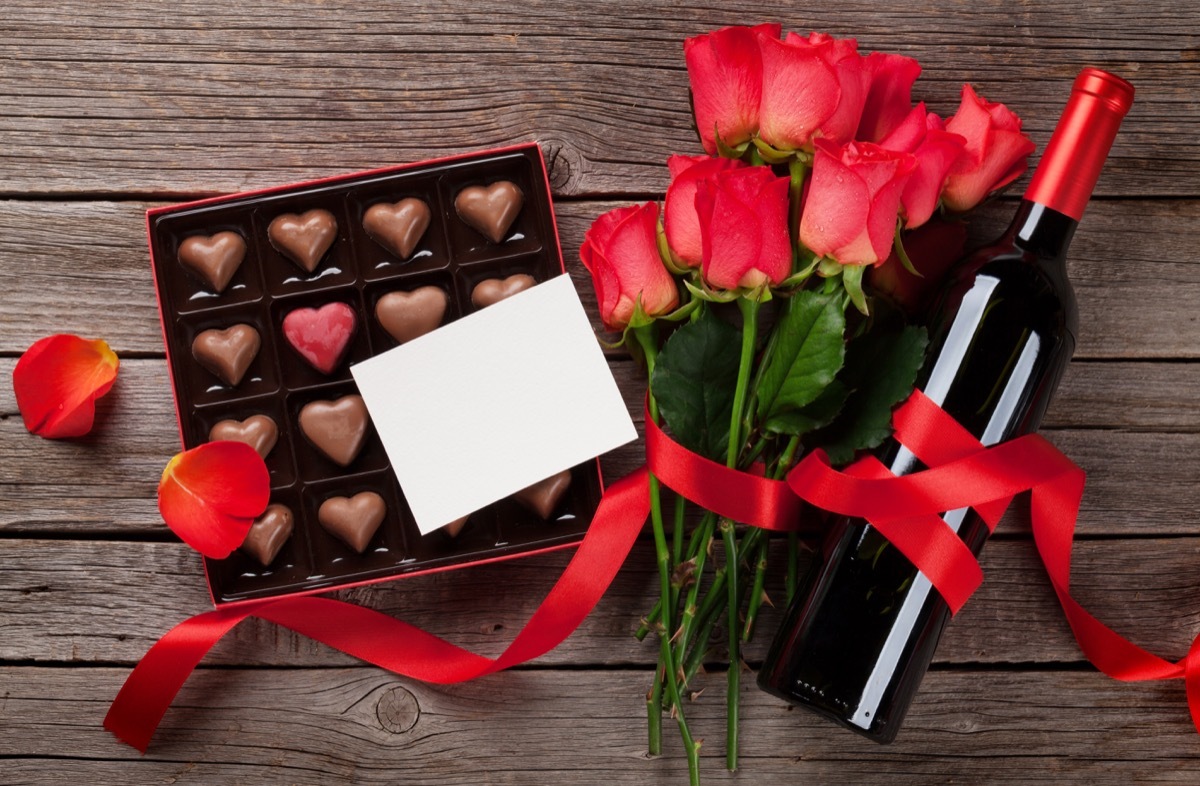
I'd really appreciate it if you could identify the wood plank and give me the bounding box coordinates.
[2,357,1200,536]
[2,199,1200,359]
[3,536,1197,668]
[0,2,1196,197]
[2,666,1197,783]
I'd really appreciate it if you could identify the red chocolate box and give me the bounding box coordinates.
[146,143,604,606]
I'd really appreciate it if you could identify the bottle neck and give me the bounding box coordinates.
[1010,200,1077,261]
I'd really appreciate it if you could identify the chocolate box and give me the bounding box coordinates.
[146,144,604,606]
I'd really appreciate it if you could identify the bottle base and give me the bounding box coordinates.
[756,671,900,744]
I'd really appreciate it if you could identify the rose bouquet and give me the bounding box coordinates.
[580,24,1034,784]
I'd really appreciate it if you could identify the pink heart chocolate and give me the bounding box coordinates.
[282,302,357,374]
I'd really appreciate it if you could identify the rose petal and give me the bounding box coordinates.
[685,24,779,154]
[12,334,119,439]
[157,441,270,558]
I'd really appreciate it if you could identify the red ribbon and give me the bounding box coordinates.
[107,390,1200,751]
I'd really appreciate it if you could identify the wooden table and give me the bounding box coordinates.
[2,2,1198,783]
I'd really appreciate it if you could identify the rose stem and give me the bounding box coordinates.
[742,535,771,641]
[673,510,717,674]
[636,520,709,642]
[637,328,698,780]
[723,296,761,771]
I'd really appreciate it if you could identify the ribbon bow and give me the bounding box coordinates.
[106,390,1200,752]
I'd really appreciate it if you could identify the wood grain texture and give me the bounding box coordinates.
[3,357,1199,536]
[2,199,1200,358]
[2,667,1198,784]
[2,536,1198,669]
[3,2,1199,780]
[0,1,1197,198]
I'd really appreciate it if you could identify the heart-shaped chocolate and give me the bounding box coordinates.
[455,181,524,243]
[471,274,536,308]
[192,324,261,386]
[319,491,386,553]
[268,209,338,273]
[363,198,431,260]
[513,470,573,520]
[209,414,278,458]
[298,394,369,467]
[241,504,294,566]
[375,287,448,344]
[178,231,246,293]
[282,302,358,374]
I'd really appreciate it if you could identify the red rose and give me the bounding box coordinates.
[880,104,968,228]
[581,202,680,331]
[856,52,922,142]
[800,139,916,266]
[758,31,869,151]
[694,166,792,290]
[664,154,746,268]
[942,84,1035,212]
[685,24,781,155]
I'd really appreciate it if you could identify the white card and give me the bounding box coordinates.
[351,274,637,535]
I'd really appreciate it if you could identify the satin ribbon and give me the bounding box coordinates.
[108,389,1200,751]
[105,467,650,752]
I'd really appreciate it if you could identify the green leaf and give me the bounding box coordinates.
[754,290,846,423]
[650,310,741,461]
[764,380,848,437]
[810,324,929,465]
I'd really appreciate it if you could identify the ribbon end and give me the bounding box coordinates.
[103,710,152,754]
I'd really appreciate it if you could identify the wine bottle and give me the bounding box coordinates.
[757,68,1135,743]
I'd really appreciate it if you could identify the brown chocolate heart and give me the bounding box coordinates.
[319,492,386,553]
[209,414,278,458]
[513,470,573,520]
[471,274,537,308]
[443,515,470,538]
[455,181,524,243]
[268,209,338,273]
[363,198,431,260]
[192,324,261,386]
[375,287,448,344]
[298,395,369,467]
[241,504,294,566]
[178,231,246,293]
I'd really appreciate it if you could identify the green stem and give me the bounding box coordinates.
[646,667,663,756]
[635,326,695,776]
[673,510,716,672]
[788,158,810,261]
[723,297,761,772]
[742,535,771,642]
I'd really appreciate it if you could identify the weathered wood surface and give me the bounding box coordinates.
[3,536,1199,668]
[3,668,1199,784]
[3,1,1200,784]
[2,199,1200,359]
[4,357,1199,537]
[0,2,1197,197]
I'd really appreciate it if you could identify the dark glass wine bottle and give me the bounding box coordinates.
[757,68,1134,742]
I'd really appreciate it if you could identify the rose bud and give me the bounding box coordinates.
[800,139,917,267]
[663,154,746,268]
[694,166,792,290]
[581,202,680,331]
[879,104,968,228]
[758,31,870,150]
[685,23,781,155]
[856,51,923,143]
[942,84,1036,212]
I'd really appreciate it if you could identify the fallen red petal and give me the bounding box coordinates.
[12,334,120,439]
[157,441,271,558]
